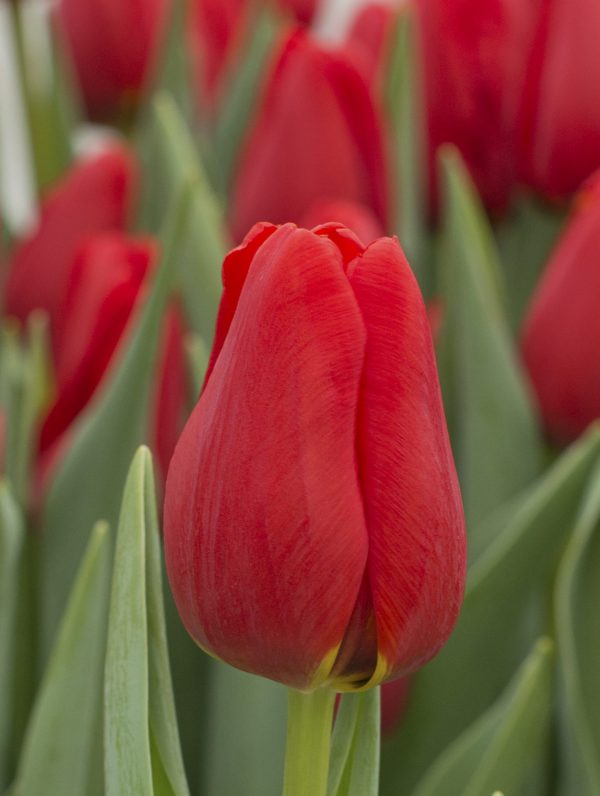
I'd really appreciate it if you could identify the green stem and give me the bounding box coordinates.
[283,687,335,796]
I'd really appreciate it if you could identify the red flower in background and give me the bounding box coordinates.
[521,172,600,442]
[230,32,388,242]
[518,0,600,200]
[5,145,136,347]
[164,222,465,691]
[415,0,540,213]
[56,0,171,118]
[300,199,384,245]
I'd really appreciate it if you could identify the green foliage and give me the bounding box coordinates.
[328,689,381,796]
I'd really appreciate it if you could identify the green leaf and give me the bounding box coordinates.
[213,7,280,196]
[437,147,542,527]
[185,332,209,398]
[381,427,600,796]
[414,638,553,796]
[555,459,600,794]
[137,92,228,342]
[202,663,286,796]
[328,689,380,796]
[104,447,189,796]
[495,197,566,334]
[0,483,25,791]
[153,0,194,122]
[38,187,190,660]
[12,522,111,796]
[384,7,428,293]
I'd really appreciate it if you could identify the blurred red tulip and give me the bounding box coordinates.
[346,2,396,90]
[381,676,410,735]
[39,233,186,483]
[415,0,540,212]
[164,222,465,690]
[519,0,600,200]
[56,0,171,118]
[301,199,384,245]
[230,32,388,241]
[521,172,600,442]
[5,145,137,347]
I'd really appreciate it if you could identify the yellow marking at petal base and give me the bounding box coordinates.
[330,653,389,693]
[307,644,342,691]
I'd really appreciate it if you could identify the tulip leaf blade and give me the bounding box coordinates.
[12,521,111,796]
[555,459,600,794]
[138,91,228,343]
[328,689,381,796]
[413,638,553,796]
[214,6,280,196]
[38,185,190,660]
[384,6,427,293]
[0,482,25,791]
[104,446,189,796]
[437,147,542,528]
[381,427,600,795]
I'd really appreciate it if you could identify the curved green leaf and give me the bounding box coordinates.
[39,187,189,660]
[414,638,553,796]
[556,460,600,794]
[437,148,541,527]
[0,482,24,790]
[328,689,380,796]
[13,522,111,796]
[104,447,189,796]
[381,427,600,795]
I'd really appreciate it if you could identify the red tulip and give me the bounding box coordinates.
[414,0,540,212]
[39,233,186,482]
[230,32,388,242]
[164,222,466,691]
[381,677,410,735]
[5,145,136,346]
[56,0,171,118]
[521,172,600,442]
[518,0,600,200]
[346,2,396,90]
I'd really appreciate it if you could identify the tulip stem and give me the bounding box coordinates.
[283,687,336,796]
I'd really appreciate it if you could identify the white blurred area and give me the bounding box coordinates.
[0,0,392,235]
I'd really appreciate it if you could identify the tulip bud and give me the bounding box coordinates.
[164,222,465,691]
[518,0,600,199]
[521,172,600,441]
[230,32,388,242]
[56,0,171,118]
[39,233,186,483]
[5,145,137,345]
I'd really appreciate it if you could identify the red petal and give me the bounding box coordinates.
[164,226,369,689]
[348,237,466,679]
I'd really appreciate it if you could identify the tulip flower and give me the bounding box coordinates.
[164,222,466,691]
[414,0,539,212]
[521,172,600,442]
[381,677,410,735]
[300,199,384,245]
[345,2,396,90]
[518,0,600,199]
[38,233,186,483]
[230,32,388,242]
[5,145,136,346]
[56,0,171,118]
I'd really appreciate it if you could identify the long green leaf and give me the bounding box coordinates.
[328,689,380,796]
[104,447,189,796]
[556,459,600,794]
[0,483,24,791]
[381,427,600,795]
[137,92,228,343]
[13,522,111,796]
[414,638,553,796]
[437,147,542,527]
[39,187,190,660]
[384,7,427,292]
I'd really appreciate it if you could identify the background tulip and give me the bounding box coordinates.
[229,32,388,241]
[164,222,465,692]
[38,233,186,483]
[56,0,171,118]
[521,172,600,442]
[518,0,600,200]
[300,198,383,244]
[5,145,136,346]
